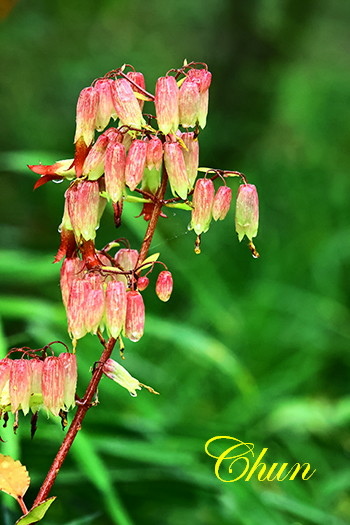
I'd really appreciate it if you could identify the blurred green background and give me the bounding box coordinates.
[1,0,350,524]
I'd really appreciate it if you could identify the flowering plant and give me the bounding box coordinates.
[0,61,259,523]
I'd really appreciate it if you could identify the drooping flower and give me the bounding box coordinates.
[179,80,200,128]
[104,141,126,202]
[65,180,105,242]
[94,78,116,131]
[74,86,99,146]
[42,356,65,416]
[58,353,77,411]
[155,271,173,302]
[125,139,147,191]
[212,186,232,221]
[155,76,179,134]
[9,359,32,415]
[190,178,215,235]
[124,291,145,342]
[112,79,144,128]
[163,142,189,200]
[235,184,259,241]
[105,280,127,339]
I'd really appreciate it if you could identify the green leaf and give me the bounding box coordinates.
[15,497,56,525]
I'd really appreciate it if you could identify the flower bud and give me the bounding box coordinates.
[10,359,32,415]
[74,86,98,145]
[137,276,149,291]
[126,71,146,109]
[163,142,189,200]
[212,186,232,221]
[146,136,163,171]
[125,139,147,191]
[104,141,126,202]
[155,76,179,135]
[179,80,200,128]
[156,271,173,302]
[65,180,104,242]
[181,132,199,189]
[190,178,215,235]
[0,358,12,411]
[82,133,109,180]
[124,291,145,342]
[115,249,139,271]
[103,359,142,396]
[235,184,259,241]
[95,79,116,131]
[42,356,65,416]
[105,280,127,338]
[112,79,144,128]
[60,257,85,310]
[58,353,77,411]
[82,274,105,335]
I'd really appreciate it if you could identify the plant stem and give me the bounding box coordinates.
[31,168,169,509]
[138,167,168,265]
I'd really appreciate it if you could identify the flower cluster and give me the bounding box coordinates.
[28,61,259,349]
[60,247,173,346]
[0,350,77,426]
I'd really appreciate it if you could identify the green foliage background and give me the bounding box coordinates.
[1,1,350,523]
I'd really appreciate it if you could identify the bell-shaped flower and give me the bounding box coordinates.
[235,184,259,241]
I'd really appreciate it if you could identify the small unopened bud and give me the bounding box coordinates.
[125,139,147,191]
[95,79,116,131]
[82,133,109,180]
[115,249,139,271]
[124,291,145,342]
[137,276,149,291]
[104,142,126,202]
[190,178,215,235]
[155,76,179,135]
[105,280,127,338]
[112,79,144,128]
[179,80,200,128]
[126,71,146,109]
[181,132,199,189]
[58,353,77,411]
[0,358,12,411]
[10,359,32,415]
[65,180,103,242]
[42,356,65,416]
[235,184,259,241]
[212,186,232,221]
[146,136,163,171]
[163,142,189,200]
[74,86,98,146]
[156,271,173,302]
